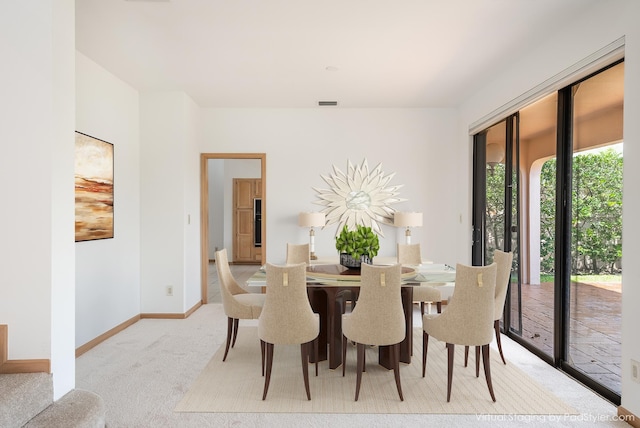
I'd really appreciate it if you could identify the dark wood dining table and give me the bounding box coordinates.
[304,264,416,370]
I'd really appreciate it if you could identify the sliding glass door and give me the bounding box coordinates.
[472,60,623,404]
[563,63,624,397]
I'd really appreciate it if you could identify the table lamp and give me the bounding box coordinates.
[394,212,423,244]
[298,212,326,260]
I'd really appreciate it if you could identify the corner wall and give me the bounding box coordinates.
[0,0,76,399]
[75,53,142,348]
[140,91,201,314]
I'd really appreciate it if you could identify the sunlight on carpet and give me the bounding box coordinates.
[175,327,577,415]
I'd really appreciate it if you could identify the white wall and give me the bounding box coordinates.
[200,108,460,265]
[140,91,201,314]
[51,0,77,397]
[75,53,141,348]
[182,96,202,309]
[0,0,76,399]
[457,0,640,415]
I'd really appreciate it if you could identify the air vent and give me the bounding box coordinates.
[318,101,338,106]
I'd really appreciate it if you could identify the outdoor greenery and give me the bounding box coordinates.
[486,147,622,275]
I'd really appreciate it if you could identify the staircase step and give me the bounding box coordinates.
[0,373,52,428]
[25,389,105,428]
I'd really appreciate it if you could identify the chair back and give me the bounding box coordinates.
[345,264,405,346]
[215,248,257,319]
[286,243,310,265]
[493,250,514,321]
[441,263,497,345]
[258,263,318,345]
[397,243,421,265]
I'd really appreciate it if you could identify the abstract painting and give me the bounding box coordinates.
[75,132,114,242]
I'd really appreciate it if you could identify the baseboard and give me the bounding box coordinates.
[76,302,203,357]
[0,324,51,374]
[76,314,141,358]
[0,359,50,374]
[141,300,202,319]
[5,301,203,369]
[618,406,639,427]
[0,325,6,366]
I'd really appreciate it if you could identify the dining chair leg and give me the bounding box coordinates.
[482,344,496,402]
[475,346,481,377]
[436,301,442,313]
[313,337,318,377]
[342,335,347,377]
[464,345,469,367]
[223,317,233,361]
[260,340,265,376]
[231,318,240,347]
[262,342,274,400]
[422,331,429,377]
[495,319,506,364]
[393,343,404,401]
[301,342,311,400]
[446,343,455,402]
[363,345,366,373]
[355,343,365,401]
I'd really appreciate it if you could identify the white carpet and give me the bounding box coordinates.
[75,304,625,427]
[176,327,576,415]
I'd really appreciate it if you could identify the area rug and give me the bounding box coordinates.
[175,327,577,415]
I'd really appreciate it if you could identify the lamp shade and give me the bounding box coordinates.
[394,212,423,228]
[298,212,326,228]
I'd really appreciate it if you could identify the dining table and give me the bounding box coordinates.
[246,261,456,371]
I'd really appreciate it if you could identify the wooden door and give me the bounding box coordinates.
[233,178,262,263]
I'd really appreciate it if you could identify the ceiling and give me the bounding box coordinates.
[75,0,600,109]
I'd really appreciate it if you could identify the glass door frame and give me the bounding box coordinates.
[555,73,622,406]
[471,61,623,405]
[472,114,518,332]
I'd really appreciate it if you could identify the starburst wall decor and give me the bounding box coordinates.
[313,159,406,237]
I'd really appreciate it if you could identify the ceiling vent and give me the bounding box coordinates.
[318,101,338,106]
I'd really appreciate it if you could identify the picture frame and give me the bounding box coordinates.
[75,131,114,242]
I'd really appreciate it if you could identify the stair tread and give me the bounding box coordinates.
[25,389,105,428]
[0,373,52,428]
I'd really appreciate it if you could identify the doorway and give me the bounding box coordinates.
[200,153,266,304]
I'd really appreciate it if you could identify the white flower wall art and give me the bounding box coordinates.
[313,159,406,237]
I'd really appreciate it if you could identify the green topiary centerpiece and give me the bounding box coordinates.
[335,224,380,268]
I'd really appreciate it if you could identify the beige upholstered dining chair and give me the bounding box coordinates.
[397,243,442,315]
[465,249,514,371]
[342,263,405,401]
[285,243,310,265]
[258,262,319,400]
[215,248,266,362]
[422,262,498,402]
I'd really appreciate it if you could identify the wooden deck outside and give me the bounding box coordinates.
[513,280,621,394]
